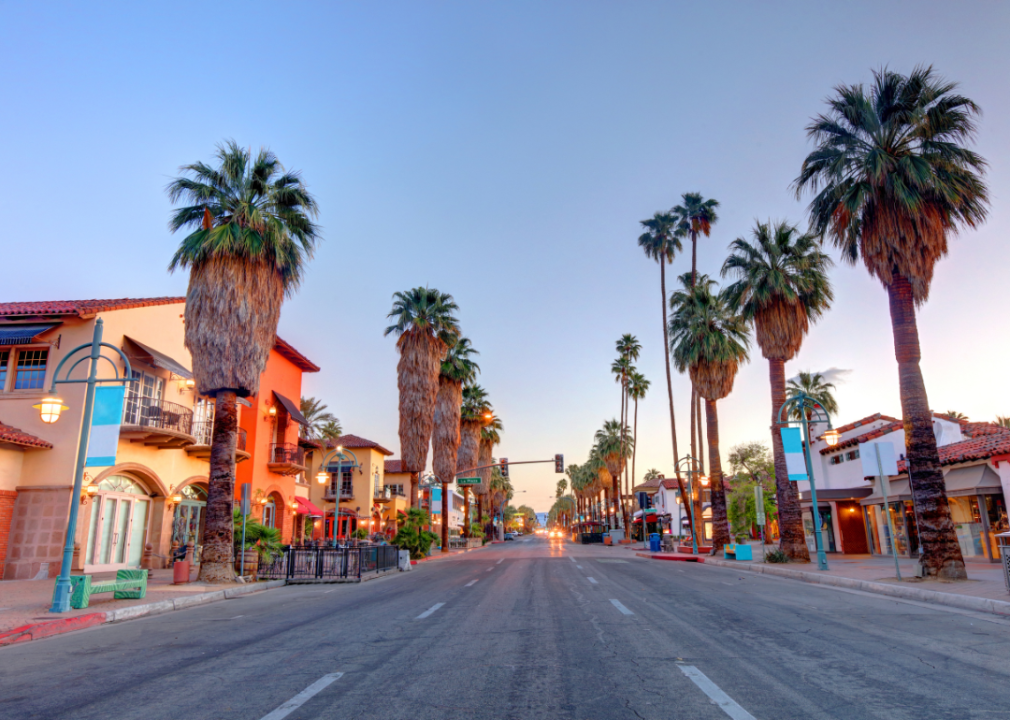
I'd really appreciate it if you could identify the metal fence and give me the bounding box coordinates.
[258,545,400,581]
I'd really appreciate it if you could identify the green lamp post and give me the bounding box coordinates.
[675,455,708,556]
[314,445,359,543]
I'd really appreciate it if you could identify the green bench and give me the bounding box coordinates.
[67,569,148,609]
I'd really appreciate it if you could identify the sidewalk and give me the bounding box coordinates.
[0,567,285,645]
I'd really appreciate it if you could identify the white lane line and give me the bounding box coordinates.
[586,577,598,584]
[569,557,576,563]
[678,665,756,720]
[486,567,494,572]
[260,672,344,720]
[415,603,445,620]
[323,588,340,594]
[610,599,633,615]
[465,579,479,587]
[496,559,503,564]
[576,564,583,569]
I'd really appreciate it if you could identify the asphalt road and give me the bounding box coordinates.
[2,536,1010,720]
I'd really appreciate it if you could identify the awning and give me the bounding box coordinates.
[800,487,873,504]
[0,323,59,345]
[944,464,1003,497]
[295,496,323,517]
[272,391,308,426]
[861,478,912,505]
[123,336,193,379]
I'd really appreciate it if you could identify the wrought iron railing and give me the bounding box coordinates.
[374,486,407,499]
[122,397,193,435]
[191,421,247,450]
[269,443,304,466]
[258,545,400,581]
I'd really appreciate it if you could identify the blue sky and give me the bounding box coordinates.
[3,2,1009,511]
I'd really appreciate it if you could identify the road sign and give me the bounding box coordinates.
[240,482,251,516]
[754,485,765,526]
[457,477,480,485]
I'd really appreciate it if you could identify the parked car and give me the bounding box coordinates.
[504,533,515,541]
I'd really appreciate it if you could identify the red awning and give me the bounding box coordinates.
[295,496,324,517]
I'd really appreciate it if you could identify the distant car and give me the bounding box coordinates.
[504,533,515,541]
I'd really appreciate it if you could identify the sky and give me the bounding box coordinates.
[2,2,1009,512]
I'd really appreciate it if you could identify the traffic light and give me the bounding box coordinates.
[499,457,509,478]
[555,454,564,473]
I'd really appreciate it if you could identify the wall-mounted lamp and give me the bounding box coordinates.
[823,428,840,447]
[80,484,99,505]
[267,405,277,418]
[178,377,197,393]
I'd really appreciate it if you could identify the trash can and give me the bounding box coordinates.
[649,533,661,553]
[172,560,190,585]
[997,531,1010,592]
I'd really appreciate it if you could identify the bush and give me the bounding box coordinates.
[233,509,283,562]
[765,549,789,564]
[352,527,369,540]
[393,508,439,560]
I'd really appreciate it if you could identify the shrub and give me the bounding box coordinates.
[393,508,438,559]
[765,549,789,564]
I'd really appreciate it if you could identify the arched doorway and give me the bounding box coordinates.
[84,474,152,572]
[172,483,207,555]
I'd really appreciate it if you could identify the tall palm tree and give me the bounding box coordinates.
[944,411,968,421]
[794,66,988,579]
[595,419,633,532]
[384,287,460,508]
[673,193,720,294]
[628,370,650,492]
[478,413,503,533]
[637,213,692,531]
[168,141,320,582]
[614,335,641,526]
[785,371,839,421]
[318,419,343,442]
[643,468,662,482]
[300,397,337,441]
[458,384,490,536]
[556,478,567,498]
[432,337,479,552]
[670,283,750,552]
[722,220,833,561]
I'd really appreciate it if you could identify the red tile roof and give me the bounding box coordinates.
[0,297,184,318]
[0,423,53,450]
[274,336,320,373]
[326,434,394,457]
[831,413,900,435]
[934,412,969,425]
[385,459,405,474]
[822,421,904,454]
[897,433,1010,473]
[962,422,1010,438]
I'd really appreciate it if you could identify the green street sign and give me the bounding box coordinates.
[755,485,765,526]
[457,477,480,485]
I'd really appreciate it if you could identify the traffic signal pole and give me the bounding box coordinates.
[453,457,563,477]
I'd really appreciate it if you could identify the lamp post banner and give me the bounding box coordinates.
[780,427,808,481]
[85,386,126,467]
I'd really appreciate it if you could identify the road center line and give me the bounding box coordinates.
[576,564,583,569]
[496,559,503,564]
[610,599,633,615]
[486,567,494,572]
[677,665,756,720]
[415,603,445,620]
[569,557,576,563]
[465,579,479,587]
[260,672,344,720]
[586,577,598,584]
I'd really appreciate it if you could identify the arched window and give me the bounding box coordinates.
[97,475,148,495]
[262,500,276,528]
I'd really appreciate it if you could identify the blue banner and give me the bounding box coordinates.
[780,427,808,481]
[85,386,126,467]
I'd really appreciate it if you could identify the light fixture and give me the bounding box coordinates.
[81,483,99,504]
[823,428,840,447]
[268,405,277,417]
[34,396,68,424]
[170,492,183,504]
[290,500,299,510]
[699,475,709,486]
[316,470,328,484]
[179,377,196,393]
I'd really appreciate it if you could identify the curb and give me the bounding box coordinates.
[411,543,490,565]
[0,580,288,647]
[702,558,1010,617]
[635,553,704,563]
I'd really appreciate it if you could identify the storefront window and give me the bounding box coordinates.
[803,507,836,553]
[983,495,1007,561]
[949,496,985,558]
[866,502,910,556]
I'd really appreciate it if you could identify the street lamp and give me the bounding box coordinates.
[316,445,358,543]
[777,391,836,571]
[41,318,137,613]
[675,456,706,555]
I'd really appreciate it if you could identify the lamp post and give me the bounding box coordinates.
[38,318,137,613]
[674,455,707,555]
[315,445,359,544]
[777,391,840,571]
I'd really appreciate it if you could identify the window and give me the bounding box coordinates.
[262,501,276,528]
[341,472,354,497]
[123,370,165,424]
[846,449,860,462]
[830,455,843,465]
[0,350,8,390]
[13,348,48,390]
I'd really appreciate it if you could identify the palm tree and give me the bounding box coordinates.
[300,397,337,441]
[478,413,503,534]
[432,337,479,552]
[669,283,750,552]
[637,213,692,531]
[643,468,662,482]
[628,370,650,493]
[595,419,633,532]
[556,478,567,498]
[722,220,833,561]
[786,371,839,420]
[996,416,1010,429]
[318,419,343,442]
[458,384,490,536]
[794,66,988,579]
[944,411,968,421]
[673,192,720,287]
[384,287,461,508]
[168,141,320,582]
[614,335,641,526]
[488,464,512,540]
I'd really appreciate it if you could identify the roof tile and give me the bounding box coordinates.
[0,423,53,450]
[327,434,394,457]
[0,297,184,318]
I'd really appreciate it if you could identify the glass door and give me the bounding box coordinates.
[85,493,149,571]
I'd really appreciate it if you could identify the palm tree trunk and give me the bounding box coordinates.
[199,391,238,583]
[696,392,705,475]
[410,471,420,509]
[440,481,449,553]
[632,397,639,493]
[691,232,698,287]
[660,262,692,533]
[462,488,470,537]
[769,357,810,561]
[705,398,730,552]
[689,388,703,535]
[888,274,966,579]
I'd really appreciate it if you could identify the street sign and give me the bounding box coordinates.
[457,477,480,485]
[860,442,898,477]
[754,485,765,526]
[240,482,251,516]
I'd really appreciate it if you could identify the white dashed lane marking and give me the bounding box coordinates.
[610,599,633,615]
[465,579,479,587]
[586,577,598,585]
[415,603,445,620]
[259,672,344,720]
[678,664,757,720]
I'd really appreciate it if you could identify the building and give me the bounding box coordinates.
[631,477,688,538]
[0,297,319,579]
[430,486,465,539]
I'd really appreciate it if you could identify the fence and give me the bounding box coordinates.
[122,397,193,435]
[258,545,400,582]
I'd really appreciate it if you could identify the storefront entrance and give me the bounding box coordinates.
[172,484,207,556]
[84,475,151,572]
[803,506,836,553]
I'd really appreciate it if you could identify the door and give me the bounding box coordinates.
[85,493,150,572]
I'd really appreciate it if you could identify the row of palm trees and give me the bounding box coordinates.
[633,66,987,578]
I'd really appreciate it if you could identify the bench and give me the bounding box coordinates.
[68,569,148,609]
[724,544,753,561]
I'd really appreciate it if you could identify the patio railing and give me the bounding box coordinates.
[192,421,247,450]
[258,545,400,581]
[122,397,193,435]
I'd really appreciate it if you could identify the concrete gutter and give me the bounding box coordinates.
[0,580,287,647]
[703,558,1010,617]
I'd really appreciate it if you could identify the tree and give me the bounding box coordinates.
[996,416,1010,429]
[595,419,633,532]
[556,478,567,498]
[944,411,968,421]
[613,334,641,527]
[643,468,662,482]
[300,397,337,440]
[168,141,320,582]
[637,212,692,532]
[722,220,833,561]
[628,370,650,493]
[318,419,343,442]
[795,66,988,579]
[394,508,438,559]
[669,283,750,552]
[384,287,460,508]
[673,192,720,287]
[432,337,479,552]
[786,371,839,420]
[478,413,503,534]
[458,384,490,536]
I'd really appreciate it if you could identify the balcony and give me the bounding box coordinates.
[268,442,307,476]
[373,486,407,502]
[185,421,251,463]
[324,484,355,501]
[121,398,195,449]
